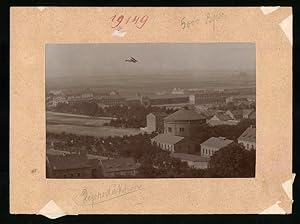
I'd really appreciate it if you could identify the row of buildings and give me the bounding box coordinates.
[149,109,256,170]
[147,108,256,133]
[46,149,140,178]
[46,108,256,178]
[46,87,256,109]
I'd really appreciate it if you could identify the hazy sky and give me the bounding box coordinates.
[46,43,255,78]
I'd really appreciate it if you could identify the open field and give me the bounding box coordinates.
[46,111,141,137]
[47,111,112,127]
[46,124,141,137]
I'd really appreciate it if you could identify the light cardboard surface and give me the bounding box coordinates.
[10,7,292,214]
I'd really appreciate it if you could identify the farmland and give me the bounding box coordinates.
[46,111,142,137]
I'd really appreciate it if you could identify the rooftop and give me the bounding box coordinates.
[151,134,185,145]
[47,154,96,170]
[214,113,234,121]
[149,94,189,100]
[164,109,206,121]
[248,111,256,119]
[243,109,255,117]
[230,110,243,117]
[171,153,210,162]
[200,137,233,149]
[208,120,239,126]
[238,126,256,142]
[200,110,222,118]
[102,157,140,173]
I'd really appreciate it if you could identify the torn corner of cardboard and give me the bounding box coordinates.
[38,200,66,219]
[260,201,286,214]
[279,14,293,45]
[282,173,296,201]
[260,6,280,15]
[260,173,296,215]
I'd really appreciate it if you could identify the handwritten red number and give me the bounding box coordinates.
[112,15,124,28]
[132,16,140,24]
[137,15,148,29]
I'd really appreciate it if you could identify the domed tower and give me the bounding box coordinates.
[164,109,206,137]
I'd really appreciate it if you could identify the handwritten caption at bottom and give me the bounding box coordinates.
[73,183,144,207]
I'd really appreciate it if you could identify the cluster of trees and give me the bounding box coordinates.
[52,102,177,128]
[209,143,255,177]
[211,102,255,111]
[47,132,158,158]
[192,119,256,143]
[47,128,256,178]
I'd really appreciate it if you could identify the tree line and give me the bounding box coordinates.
[51,102,177,128]
[47,129,255,178]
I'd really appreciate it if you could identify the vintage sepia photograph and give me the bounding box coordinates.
[46,43,256,179]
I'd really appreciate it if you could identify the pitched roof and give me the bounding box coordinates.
[102,157,140,173]
[200,137,233,149]
[207,120,239,126]
[230,110,243,117]
[171,153,210,162]
[243,109,254,117]
[200,110,219,118]
[238,126,256,142]
[164,109,206,121]
[214,113,233,121]
[151,134,184,145]
[248,111,256,119]
[47,154,95,170]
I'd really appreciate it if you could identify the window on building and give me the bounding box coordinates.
[168,127,172,133]
[247,143,249,149]
[179,127,184,132]
[206,149,208,154]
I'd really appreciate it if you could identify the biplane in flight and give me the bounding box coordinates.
[125,57,138,63]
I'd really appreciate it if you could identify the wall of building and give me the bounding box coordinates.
[238,140,256,150]
[181,159,209,169]
[193,161,209,169]
[190,94,227,105]
[200,145,220,157]
[147,114,165,133]
[155,142,175,152]
[52,167,94,178]
[150,96,189,105]
[146,114,156,133]
[164,120,206,137]
[174,140,200,154]
[156,116,165,133]
[104,169,136,177]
